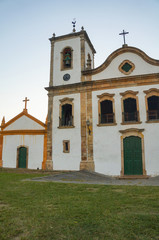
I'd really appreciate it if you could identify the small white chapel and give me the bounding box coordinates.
[0,99,47,170]
[1,26,159,177]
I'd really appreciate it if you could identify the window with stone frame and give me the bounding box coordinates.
[59,98,74,128]
[61,47,73,70]
[144,88,159,122]
[97,93,116,126]
[120,91,140,124]
[63,140,70,153]
[119,60,135,75]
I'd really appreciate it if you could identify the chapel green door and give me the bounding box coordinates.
[18,147,27,168]
[124,136,143,175]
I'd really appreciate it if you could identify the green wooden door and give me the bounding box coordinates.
[124,136,143,175]
[18,147,27,168]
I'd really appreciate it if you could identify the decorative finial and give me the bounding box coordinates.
[1,116,5,126]
[53,33,56,38]
[119,29,129,47]
[72,18,76,32]
[45,115,48,125]
[81,26,84,31]
[23,97,30,112]
[1,116,5,130]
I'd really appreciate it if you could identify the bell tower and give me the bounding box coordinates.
[45,27,96,170]
[48,27,96,87]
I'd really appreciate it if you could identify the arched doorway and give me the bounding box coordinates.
[17,146,28,168]
[124,136,143,175]
[120,128,147,177]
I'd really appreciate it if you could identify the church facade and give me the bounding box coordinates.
[45,28,159,177]
[0,108,47,170]
[1,28,159,177]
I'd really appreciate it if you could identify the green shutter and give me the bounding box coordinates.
[18,147,27,168]
[124,136,143,175]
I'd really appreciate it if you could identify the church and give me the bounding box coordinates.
[1,26,159,177]
[0,99,47,170]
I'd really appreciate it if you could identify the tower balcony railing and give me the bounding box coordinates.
[147,110,159,120]
[99,113,115,124]
[122,111,139,123]
[59,116,73,127]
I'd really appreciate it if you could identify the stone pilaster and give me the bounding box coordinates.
[49,39,55,87]
[80,31,85,77]
[87,91,94,163]
[80,30,94,171]
[45,93,53,170]
[80,90,95,172]
[45,35,55,170]
[80,92,87,162]
[42,127,47,170]
[0,134,3,167]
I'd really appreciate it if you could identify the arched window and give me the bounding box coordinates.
[120,91,140,124]
[123,98,138,122]
[61,104,72,126]
[59,98,74,128]
[97,93,116,125]
[144,89,159,121]
[147,96,159,120]
[100,100,113,123]
[86,53,92,69]
[62,47,72,69]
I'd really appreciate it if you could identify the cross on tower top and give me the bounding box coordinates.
[119,29,129,46]
[23,97,30,112]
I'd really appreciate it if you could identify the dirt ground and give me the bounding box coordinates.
[29,170,159,186]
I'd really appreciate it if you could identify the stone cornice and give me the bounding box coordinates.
[59,97,74,103]
[97,93,115,98]
[82,46,159,75]
[119,128,144,134]
[120,90,139,96]
[45,73,159,96]
[0,130,46,135]
[49,30,96,54]
[143,88,159,94]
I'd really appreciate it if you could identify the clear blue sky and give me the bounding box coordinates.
[1,0,159,123]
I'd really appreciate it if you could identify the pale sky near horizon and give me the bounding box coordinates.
[0,0,159,124]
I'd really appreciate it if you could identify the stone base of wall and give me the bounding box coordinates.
[45,160,53,170]
[80,161,95,172]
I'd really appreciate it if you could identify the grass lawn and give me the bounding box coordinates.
[0,171,159,240]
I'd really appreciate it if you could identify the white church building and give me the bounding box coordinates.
[0,103,47,170]
[1,27,159,177]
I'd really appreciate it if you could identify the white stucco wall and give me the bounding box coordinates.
[52,93,81,170]
[92,84,159,176]
[5,115,45,131]
[2,134,44,169]
[53,38,81,86]
[92,52,159,81]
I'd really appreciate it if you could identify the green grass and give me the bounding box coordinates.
[0,172,159,240]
